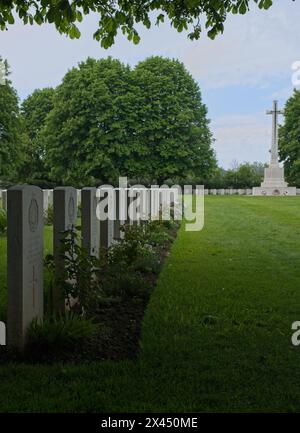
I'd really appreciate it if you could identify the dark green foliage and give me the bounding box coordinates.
[43,57,133,186]
[44,217,177,313]
[99,221,177,299]
[202,162,265,189]
[41,57,215,186]
[25,313,97,362]
[0,57,25,181]
[222,162,265,188]
[279,90,300,186]
[0,1,274,47]
[20,88,55,183]
[45,229,102,313]
[125,57,216,183]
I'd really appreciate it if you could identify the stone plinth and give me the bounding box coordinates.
[261,165,287,188]
[253,165,296,196]
[252,186,296,196]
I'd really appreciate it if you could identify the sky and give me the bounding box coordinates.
[1,1,300,168]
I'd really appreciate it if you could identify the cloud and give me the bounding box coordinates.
[270,87,294,101]
[182,2,300,89]
[211,113,272,168]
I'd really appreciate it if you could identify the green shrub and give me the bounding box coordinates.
[117,272,152,298]
[98,224,163,299]
[133,251,161,275]
[45,229,103,313]
[0,209,7,235]
[99,264,152,299]
[25,313,97,361]
[147,227,174,248]
[44,213,179,310]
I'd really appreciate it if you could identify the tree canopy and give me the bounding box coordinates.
[0,58,25,182]
[0,0,274,48]
[127,56,215,184]
[20,88,55,184]
[279,90,300,187]
[39,56,215,186]
[43,57,133,186]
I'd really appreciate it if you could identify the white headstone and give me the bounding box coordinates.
[98,187,115,250]
[43,190,50,211]
[7,185,44,349]
[53,187,77,311]
[48,190,53,206]
[81,187,100,257]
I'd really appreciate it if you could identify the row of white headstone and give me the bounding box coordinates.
[6,185,125,350]
[206,188,300,195]
[2,187,300,212]
[205,189,253,195]
[0,189,82,212]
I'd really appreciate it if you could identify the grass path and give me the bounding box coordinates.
[0,196,300,412]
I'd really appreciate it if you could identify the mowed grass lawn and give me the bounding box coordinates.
[0,196,300,412]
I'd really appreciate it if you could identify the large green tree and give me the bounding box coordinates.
[279,90,300,186]
[20,88,55,183]
[43,57,133,186]
[0,57,25,182]
[41,56,215,186]
[0,1,275,48]
[127,56,216,183]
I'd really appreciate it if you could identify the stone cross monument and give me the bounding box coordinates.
[267,100,283,166]
[253,100,296,196]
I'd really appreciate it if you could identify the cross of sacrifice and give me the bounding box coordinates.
[266,100,284,166]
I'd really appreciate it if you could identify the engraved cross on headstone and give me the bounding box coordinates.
[266,100,284,166]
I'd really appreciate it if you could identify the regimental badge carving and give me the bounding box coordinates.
[28,199,39,232]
